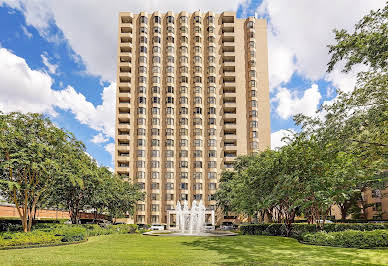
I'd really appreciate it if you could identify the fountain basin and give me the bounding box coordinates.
[143,230,238,237]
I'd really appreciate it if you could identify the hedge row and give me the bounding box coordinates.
[240,223,388,239]
[302,230,388,249]
[0,224,138,248]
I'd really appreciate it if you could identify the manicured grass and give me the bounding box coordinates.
[0,234,387,265]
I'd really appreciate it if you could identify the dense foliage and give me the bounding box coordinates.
[0,223,139,248]
[302,230,388,249]
[0,112,144,231]
[240,223,388,239]
[215,3,388,233]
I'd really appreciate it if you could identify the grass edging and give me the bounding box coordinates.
[0,239,88,250]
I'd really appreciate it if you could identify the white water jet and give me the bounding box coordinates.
[175,200,206,235]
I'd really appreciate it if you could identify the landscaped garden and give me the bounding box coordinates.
[0,233,387,265]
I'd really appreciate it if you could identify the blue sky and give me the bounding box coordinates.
[0,0,385,169]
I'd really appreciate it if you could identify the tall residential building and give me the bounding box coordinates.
[115,11,270,225]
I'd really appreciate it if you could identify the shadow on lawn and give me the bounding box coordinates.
[181,235,374,265]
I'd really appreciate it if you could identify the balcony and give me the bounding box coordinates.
[118,107,130,115]
[117,152,130,158]
[223,96,236,104]
[120,37,132,46]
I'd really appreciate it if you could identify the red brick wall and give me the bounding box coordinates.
[0,205,106,220]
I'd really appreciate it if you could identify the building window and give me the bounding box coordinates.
[208,161,216,168]
[154,16,161,24]
[194,139,202,147]
[166,107,174,114]
[165,172,174,179]
[166,194,174,200]
[208,172,216,179]
[137,128,146,136]
[165,183,174,190]
[165,161,174,168]
[179,161,188,168]
[137,171,145,179]
[179,128,188,136]
[151,128,160,136]
[137,215,145,222]
[209,183,217,190]
[181,194,188,201]
[194,128,202,136]
[165,139,174,146]
[136,160,145,168]
[151,183,160,189]
[194,150,202,157]
[151,215,159,223]
[179,150,188,157]
[151,150,160,157]
[140,16,148,24]
[151,193,159,200]
[193,172,202,179]
[208,139,216,147]
[165,150,174,157]
[167,16,174,24]
[181,183,188,190]
[153,26,161,34]
[180,16,188,23]
[165,128,174,136]
[193,161,202,168]
[151,172,160,179]
[180,172,188,179]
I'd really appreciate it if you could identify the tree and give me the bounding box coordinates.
[295,3,388,219]
[46,139,99,224]
[0,112,68,232]
[104,175,144,223]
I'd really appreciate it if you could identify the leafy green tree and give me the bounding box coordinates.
[104,175,144,223]
[46,139,99,224]
[0,112,68,232]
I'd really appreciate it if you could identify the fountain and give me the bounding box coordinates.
[143,200,237,237]
[175,200,206,235]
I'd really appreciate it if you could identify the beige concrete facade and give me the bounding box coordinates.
[115,11,270,225]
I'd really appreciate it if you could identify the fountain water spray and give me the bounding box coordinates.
[175,200,206,235]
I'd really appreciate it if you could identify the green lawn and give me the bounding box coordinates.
[0,234,387,265]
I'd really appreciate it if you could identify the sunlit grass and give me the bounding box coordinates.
[0,234,387,265]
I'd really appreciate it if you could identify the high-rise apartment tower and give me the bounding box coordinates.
[115,11,270,225]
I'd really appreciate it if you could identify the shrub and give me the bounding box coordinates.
[302,230,388,248]
[0,231,61,247]
[240,223,388,239]
[53,226,87,242]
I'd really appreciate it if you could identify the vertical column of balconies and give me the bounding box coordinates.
[246,18,259,153]
[176,13,190,206]
[191,11,203,205]
[221,13,237,170]
[134,12,149,224]
[148,12,162,224]
[204,12,217,210]
[116,13,133,180]
[161,11,176,223]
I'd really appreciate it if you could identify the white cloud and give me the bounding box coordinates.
[257,0,385,90]
[91,133,109,144]
[272,84,322,120]
[2,0,245,81]
[0,48,115,140]
[0,48,57,115]
[41,53,58,74]
[271,129,294,150]
[20,25,32,38]
[104,142,115,164]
